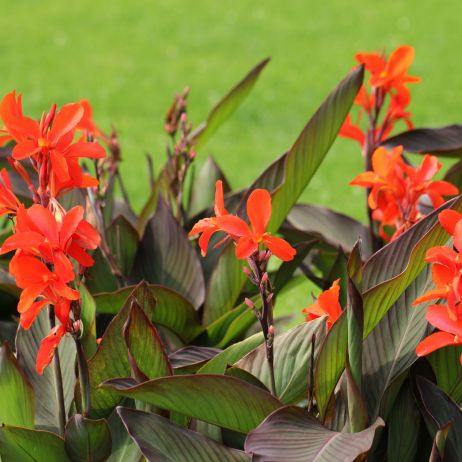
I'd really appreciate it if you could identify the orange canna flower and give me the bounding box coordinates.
[340,46,420,148]
[9,254,79,322]
[76,99,105,140]
[302,279,342,329]
[1,204,100,281]
[214,189,296,261]
[36,323,68,374]
[188,180,229,256]
[350,146,458,240]
[414,209,462,364]
[190,183,296,261]
[0,91,106,196]
[0,168,21,216]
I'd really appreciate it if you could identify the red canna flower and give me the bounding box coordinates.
[76,99,104,140]
[1,204,101,281]
[350,146,458,240]
[302,279,342,329]
[9,254,79,323]
[414,210,462,364]
[0,168,21,216]
[188,180,229,256]
[0,91,106,196]
[190,184,296,261]
[340,45,420,149]
[36,323,68,374]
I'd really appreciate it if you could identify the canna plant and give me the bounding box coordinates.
[0,46,461,462]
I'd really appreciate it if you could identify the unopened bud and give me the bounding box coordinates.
[260,272,269,286]
[244,297,256,309]
[268,325,275,337]
[243,267,252,277]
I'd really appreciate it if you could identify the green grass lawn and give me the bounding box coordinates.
[1,0,461,320]
[1,0,461,219]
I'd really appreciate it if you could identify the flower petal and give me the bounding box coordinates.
[247,189,272,235]
[416,331,460,358]
[49,103,84,143]
[235,235,258,260]
[36,324,67,374]
[262,235,296,261]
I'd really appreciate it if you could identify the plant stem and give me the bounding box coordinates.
[75,336,91,416]
[48,307,66,436]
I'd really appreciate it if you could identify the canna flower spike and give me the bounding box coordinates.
[189,181,296,262]
[350,146,458,240]
[340,45,420,148]
[302,279,342,330]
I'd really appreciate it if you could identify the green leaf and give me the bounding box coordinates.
[64,415,112,462]
[103,374,282,433]
[0,342,34,428]
[203,64,364,322]
[187,156,230,218]
[118,407,249,461]
[124,300,172,380]
[415,376,462,461]
[0,425,70,461]
[131,197,205,309]
[236,319,326,404]
[387,382,421,462]
[314,311,348,420]
[16,309,76,433]
[190,58,269,149]
[429,422,452,462]
[345,360,368,433]
[107,215,139,276]
[362,196,462,336]
[94,284,202,343]
[88,283,155,419]
[80,284,97,358]
[244,406,384,462]
[198,333,264,374]
[428,345,462,404]
[361,268,432,420]
[169,346,221,374]
[283,203,371,255]
[383,125,462,157]
[107,410,142,462]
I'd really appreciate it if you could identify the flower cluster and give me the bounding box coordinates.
[350,146,458,241]
[302,279,342,330]
[414,210,462,363]
[189,180,296,261]
[340,45,420,149]
[0,91,103,373]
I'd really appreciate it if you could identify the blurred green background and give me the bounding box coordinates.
[1,0,461,221]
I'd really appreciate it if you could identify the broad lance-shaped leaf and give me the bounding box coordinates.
[107,215,139,277]
[283,203,371,255]
[383,125,462,157]
[361,267,432,420]
[118,407,249,461]
[124,300,172,380]
[107,410,142,462]
[190,58,269,149]
[387,382,421,462]
[103,374,281,433]
[0,342,35,428]
[0,426,70,461]
[198,333,264,374]
[415,377,462,461]
[203,64,364,323]
[244,405,384,462]
[16,309,76,433]
[94,283,202,343]
[169,346,221,374]
[236,319,326,404]
[88,283,156,419]
[80,284,97,358]
[428,345,462,404]
[131,197,205,309]
[64,415,112,462]
[187,155,231,218]
[362,195,462,336]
